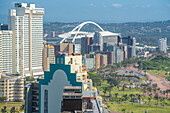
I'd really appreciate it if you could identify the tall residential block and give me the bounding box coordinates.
[158,38,167,53]
[0,73,24,101]
[60,43,73,54]
[100,54,107,67]
[8,3,44,76]
[43,44,55,71]
[107,52,114,64]
[95,54,101,69]
[0,30,12,73]
[121,36,136,59]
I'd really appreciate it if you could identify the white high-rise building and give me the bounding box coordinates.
[0,31,13,73]
[8,3,44,76]
[158,38,167,53]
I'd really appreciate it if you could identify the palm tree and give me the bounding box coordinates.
[166,89,170,98]
[129,94,134,99]
[148,97,151,104]
[1,106,7,113]
[114,93,118,102]
[10,107,16,113]
[102,87,108,96]
[121,108,126,113]
[154,93,159,105]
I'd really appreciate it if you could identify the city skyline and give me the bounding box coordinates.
[0,0,170,24]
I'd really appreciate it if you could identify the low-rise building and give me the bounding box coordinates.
[0,73,24,102]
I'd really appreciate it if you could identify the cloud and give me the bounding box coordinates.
[89,3,96,7]
[112,3,122,8]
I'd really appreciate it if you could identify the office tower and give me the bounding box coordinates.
[43,44,55,71]
[25,82,39,113]
[121,36,136,59]
[8,3,44,76]
[50,31,55,37]
[95,54,101,69]
[0,31,12,73]
[100,54,107,66]
[158,38,167,53]
[107,52,114,64]
[81,37,93,54]
[83,58,94,69]
[29,52,105,113]
[0,73,24,101]
[119,44,128,60]
[120,51,124,62]
[94,31,120,51]
[90,44,102,52]
[115,48,121,63]
[60,43,74,54]
[0,24,8,30]
[74,44,81,53]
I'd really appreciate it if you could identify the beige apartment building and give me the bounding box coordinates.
[0,73,24,102]
[43,44,55,71]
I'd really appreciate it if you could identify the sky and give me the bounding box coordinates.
[0,0,170,23]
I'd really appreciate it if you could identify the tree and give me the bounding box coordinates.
[10,107,15,113]
[154,93,159,105]
[166,89,170,98]
[114,93,118,102]
[129,94,135,99]
[121,108,126,113]
[148,97,151,104]
[102,87,108,96]
[122,85,125,95]
[20,104,24,111]
[0,96,7,102]
[1,106,7,113]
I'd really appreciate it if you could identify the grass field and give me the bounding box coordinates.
[147,70,169,78]
[107,102,170,113]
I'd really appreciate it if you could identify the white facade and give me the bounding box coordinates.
[0,31,13,73]
[8,3,44,76]
[158,38,167,53]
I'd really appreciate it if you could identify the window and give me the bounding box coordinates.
[61,58,63,64]
[57,58,59,64]
[44,90,48,113]
[70,58,73,64]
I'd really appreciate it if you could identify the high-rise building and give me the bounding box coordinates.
[81,37,93,54]
[107,52,114,64]
[158,38,167,53]
[8,3,44,76]
[0,24,8,30]
[0,73,24,102]
[60,43,74,54]
[74,44,81,53]
[95,54,101,69]
[43,44,55,71]
[83,58,94,70]
[0,30,12,73]
[121,36,136,59]
[94,31,120,51]
[25,82,39,113]
[100,54,107,66]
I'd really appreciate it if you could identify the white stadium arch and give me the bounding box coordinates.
[60,21,105,43]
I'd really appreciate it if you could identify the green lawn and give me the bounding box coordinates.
[147,70,169,78]
[107,102,170,113]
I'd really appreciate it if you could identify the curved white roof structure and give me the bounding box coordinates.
[59,21,119,43]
